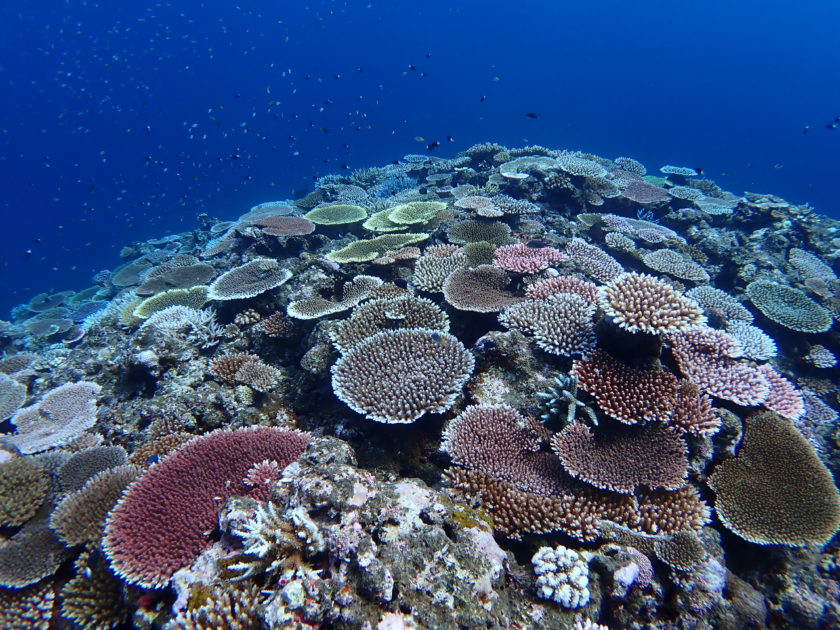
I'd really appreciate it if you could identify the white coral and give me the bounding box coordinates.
[532,545,590,609]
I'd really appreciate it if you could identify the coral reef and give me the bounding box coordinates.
[2,143,838,630]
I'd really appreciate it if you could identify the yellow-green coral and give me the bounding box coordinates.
[362,209,406,232]
[326,234,429,263]
[304,204,367,225]
[132,286,209,320]
[387,201,447,225]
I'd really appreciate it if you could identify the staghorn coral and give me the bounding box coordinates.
[442,265,522,313]
[170,583,264,630]
[0,580,55,630]
[565,238,623,283]
[498,295,596,356]
[571,349,678,424]
[709,412,840,546]
[550,422,688,494]
[492,243,566,274]
[331,328,474,424]
[329,295,449,353]
[0,455,49,527]
[141,306,223,349]
[207,259,292,301]
[50,464,142,546]
[7,381,102,454]
[599,272,706,335]
[229,502,324,579]
[103,427,310,587]
[746,280,832,333]
[531,545,591,608]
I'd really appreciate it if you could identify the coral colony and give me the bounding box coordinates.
[1,143,839,629]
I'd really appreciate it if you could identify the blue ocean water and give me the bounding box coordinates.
[1,0,838,316]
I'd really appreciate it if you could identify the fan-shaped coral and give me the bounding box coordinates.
[442,265,522,313]
[0,455,49,527]
[550,422,688,494]
[304,203,367,224]
[571,349,678,424]
[7,381,102,454]
[102,427,310,587]
[746,280,832,333]
[331,328,474,424]
[709,412,840,546]
[329,295,449,353]
[207,258,292,301]
[50,464,142,546]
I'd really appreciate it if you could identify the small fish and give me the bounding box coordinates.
[694,167,703,176]
[524,112,539,119]
[147,454,160,464]
[827,122,838,130]
[394,278,409,289]
[430,332,448,345]
[408,64,417,71]
[479,95,487,102]
[803,125,811,134]
[426,140,440,151]
[526,239,548,248]
[446,136,454,142]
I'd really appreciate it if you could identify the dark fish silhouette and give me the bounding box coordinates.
[525,112,539,119]
[426,141,440,151]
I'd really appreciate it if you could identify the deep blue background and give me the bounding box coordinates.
[1,0,839,316]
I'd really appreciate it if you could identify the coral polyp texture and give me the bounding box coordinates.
[331,328,474,423]
[571,349,678,424]
[207,258,292,301]
[4,142,840,630]
[103,427,310,587]
[599,272,706,335]
[709,412,840,546]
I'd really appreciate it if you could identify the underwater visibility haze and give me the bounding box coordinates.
[0,1,839,629]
